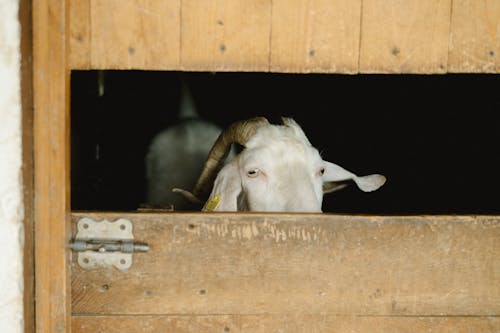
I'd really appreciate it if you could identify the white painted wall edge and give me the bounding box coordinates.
[0,0,25,332]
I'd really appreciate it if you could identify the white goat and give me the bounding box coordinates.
[145,78,226,210]
[174,117,386,212]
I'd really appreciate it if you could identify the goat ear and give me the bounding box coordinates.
[202,161,242,211]
[322,182,349,194]
[323,161,386,192]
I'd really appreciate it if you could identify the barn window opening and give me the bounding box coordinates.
[71,71,500,214]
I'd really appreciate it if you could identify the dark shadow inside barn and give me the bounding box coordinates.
[71,71,500,214]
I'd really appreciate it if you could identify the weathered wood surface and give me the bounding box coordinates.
[270,0,361,73]
[181,0,271,71]
[21,0,35,330]
[72,315,500,333]
[68,0,500,73]
[33,0,71,331]
[359,0,452,73]
[84,0,181,69]
[448,0,500,73]
[69,0,90,69]
[71,213,499,316]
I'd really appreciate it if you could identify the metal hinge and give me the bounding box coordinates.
[69,217,149,270]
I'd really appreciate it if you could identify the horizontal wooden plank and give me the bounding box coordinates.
[71,213,500,316]
[72,315,500,333]
[67,0,500,73]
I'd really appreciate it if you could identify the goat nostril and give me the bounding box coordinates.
[319,168,325,176]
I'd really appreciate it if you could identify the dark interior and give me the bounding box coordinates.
[71,71,500,214]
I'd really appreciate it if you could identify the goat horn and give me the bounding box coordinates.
[174,117,269,203]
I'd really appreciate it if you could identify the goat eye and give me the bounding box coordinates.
[319,167,325,176]
[247,168,260,178]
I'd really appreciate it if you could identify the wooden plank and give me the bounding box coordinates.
[73,315,237,333]
[90,0,181,69]
[72,315,500,333]
[32,0,71,331]
[71,213,500,316]
[69,0,90,69]
[449,0,500,73]
[180,0,271,71]
[270,0,361,73]
[359,0,452,73]
[64,0,500,73]
[20,0,35,330]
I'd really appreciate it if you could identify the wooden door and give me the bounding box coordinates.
[70,212,500,332]
[33,1,500,332]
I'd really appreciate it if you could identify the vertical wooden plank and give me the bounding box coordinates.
[90,0,180,69]
[181,0,271,71]
[32,0,71,331]
[360,0,452,73]
[20,0,35,331]
[270,0,361,73]
[69,0,90,69]
[449,0,500,73]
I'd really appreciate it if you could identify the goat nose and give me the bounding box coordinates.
[285,196,322,213]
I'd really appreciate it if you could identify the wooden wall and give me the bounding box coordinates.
[33,0,72,331]
[71,213,500,332]
[20,0,35,330]
[31,1,500,332]
[70,0,500,73]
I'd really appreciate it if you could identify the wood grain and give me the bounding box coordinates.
[69,0,90,69]
[71,213,500,316]
[72,315,500,333]
[270,0,361,73]
[448,0,500,73]
[180,0,271,71]
[90,0,181,69]
[20,0,34,330]
[33,0,71,331]
[66,0,500,73]
[359,0,452,73]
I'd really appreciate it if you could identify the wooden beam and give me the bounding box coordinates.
[72,315,500,333]
[66,0,500,73]
[20,0,35,331]
[71,213,500,316]
[32,0,71,331]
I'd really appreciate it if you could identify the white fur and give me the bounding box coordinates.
[205,118,386,212]
[146,118,222,209]
[145,78,233,209]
